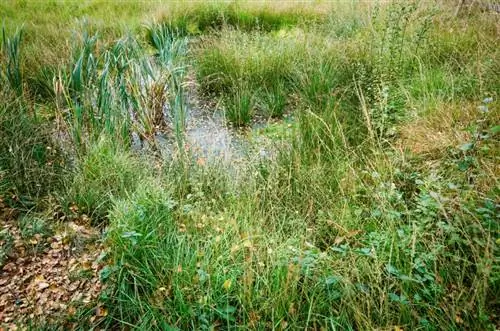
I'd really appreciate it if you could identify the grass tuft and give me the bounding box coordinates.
[65,138,142,222]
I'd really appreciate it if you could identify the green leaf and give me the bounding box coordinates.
[459,142,474,151]
[99,265,114,282]
[220,305,236,314]
[217,305,237,322]
[325,276,342,286]
[355,247,372,256]
[386,264,400,276]
[389,292,409,304]
[490,125,500,135]
[389,292,400,302]
[398,274,418,282]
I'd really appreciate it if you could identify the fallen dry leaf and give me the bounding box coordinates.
[37,282,50,291]
[96,305,108,317]
[0,219,105,326]
[333,236,344,245]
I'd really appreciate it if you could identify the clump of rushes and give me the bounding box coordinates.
[259,80,288,118]
[224,81,255,126]
[57,25,189,152]
[146,23,188,67]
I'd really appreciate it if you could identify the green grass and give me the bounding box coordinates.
[258,80,287,118]
[64,138,143,222]
[0,89,62,202]
[155,1,327,36]
[1,26,23,95]
[0,0,499,329]
[224,82,255,126]
[194,29,298,124]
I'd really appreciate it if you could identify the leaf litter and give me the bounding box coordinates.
[0,201,106,329]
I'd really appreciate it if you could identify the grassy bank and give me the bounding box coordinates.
[1,1,498,329]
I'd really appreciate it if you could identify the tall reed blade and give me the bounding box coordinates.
[1,26,24,95]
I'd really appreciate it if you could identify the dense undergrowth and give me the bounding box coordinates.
[1,1,499,329]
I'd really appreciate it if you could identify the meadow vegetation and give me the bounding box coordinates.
[0,0,498,329]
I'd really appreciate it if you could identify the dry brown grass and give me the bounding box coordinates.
[397,101,480,155]
[398,99,499,194]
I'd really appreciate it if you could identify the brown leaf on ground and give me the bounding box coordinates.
[0,219,105,327]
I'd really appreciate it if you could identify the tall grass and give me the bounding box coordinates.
[1,26,23,95]
[98,2,499,329]
[155,1,327,36]
[97,125,498,329]
[0,88,62,202]
[0,28,63,203]
[64,138,143,221]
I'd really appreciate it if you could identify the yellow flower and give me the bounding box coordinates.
[223,279,232,290]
